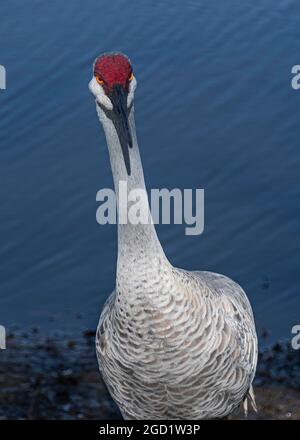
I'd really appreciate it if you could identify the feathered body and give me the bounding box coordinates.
[96,262,257,419]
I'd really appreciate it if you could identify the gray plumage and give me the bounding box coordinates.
[89,54,258,420]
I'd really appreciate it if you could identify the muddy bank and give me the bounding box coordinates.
[0,330,299,420]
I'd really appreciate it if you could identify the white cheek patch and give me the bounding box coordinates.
[88,78,113,111]
[89,76,137,110]
[127,77,137,108]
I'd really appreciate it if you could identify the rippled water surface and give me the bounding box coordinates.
[1,0,300,342]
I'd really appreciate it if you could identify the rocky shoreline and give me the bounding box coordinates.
[0,330,299,420]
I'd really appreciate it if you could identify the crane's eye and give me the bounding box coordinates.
[96,76,104,85]
[128,73,134,81]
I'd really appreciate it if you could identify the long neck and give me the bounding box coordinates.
[97,104,169,286]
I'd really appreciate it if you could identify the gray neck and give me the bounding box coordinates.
[97,103,169,284]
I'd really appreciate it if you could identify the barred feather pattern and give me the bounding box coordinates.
[96,257,258,420]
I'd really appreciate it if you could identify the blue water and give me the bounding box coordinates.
[0,0,300,343]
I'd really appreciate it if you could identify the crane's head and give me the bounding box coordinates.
[89,52,137,174]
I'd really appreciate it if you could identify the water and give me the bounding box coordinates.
[0,0,300,343]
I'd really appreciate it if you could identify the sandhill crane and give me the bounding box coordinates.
[89,52,258,420]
